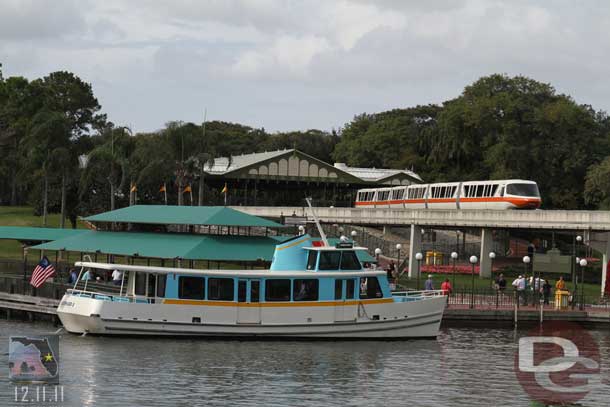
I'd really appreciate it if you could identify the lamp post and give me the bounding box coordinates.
[415,252,423,290]
[298,225,305,236]
[395,243,402,273]
[469,255,478,309]
[574,235,582,295]
[351,230,357,242]
[523,256,531,306]
[450,252,458,292]
[375,248,382,270]
[489,251,496,288]
[579,258,587,310]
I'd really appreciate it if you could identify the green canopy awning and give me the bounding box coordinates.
[31,231,290,262]
[0,226,87,242]
[85,205,285,228]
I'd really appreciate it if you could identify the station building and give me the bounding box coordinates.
[200,149,422,207]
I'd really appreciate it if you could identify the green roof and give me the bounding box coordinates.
[0,226,87,242]
[31,231,290,262]
[85,205,285,228]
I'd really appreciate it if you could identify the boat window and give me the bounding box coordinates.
[359,277,383,299]
[208,278,234,301]
[340,251,361,270]
[265,279,291,301]
[147,274,156,298]
[506,183,540,197]
[156,275,166,298]
[334,279,343,300]
[135,272,147,296]
[293,279,319,301]
[306,251,318,270]
[238,280,247,303]
[178,276,205,300]
[346,279,356,299]
[318,251,341,270]
[251,280,260,303]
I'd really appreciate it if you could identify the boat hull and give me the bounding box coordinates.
[57,294,446,339]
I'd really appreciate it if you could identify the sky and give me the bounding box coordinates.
[2,0,610,134]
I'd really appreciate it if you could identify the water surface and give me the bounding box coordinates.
[0,320,608,406]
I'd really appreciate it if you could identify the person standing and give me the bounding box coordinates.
[495,274,507,293]
[512,275,526,306]
[542,279,552,305]
[424,275,434,291]
[112,269,123,286]
[440,278,452,296]
[555,276,566,291]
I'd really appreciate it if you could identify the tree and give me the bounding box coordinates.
[21,110,71,226]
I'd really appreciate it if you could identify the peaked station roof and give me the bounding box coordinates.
[205,148,423,185]
[85,205,285,228]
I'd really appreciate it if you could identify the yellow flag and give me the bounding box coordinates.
[130,183,137,193]
[159,184,166,193]
[221,183,228,194]
[183,184,192,193]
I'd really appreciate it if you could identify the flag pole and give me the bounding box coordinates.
[164,183,167,205]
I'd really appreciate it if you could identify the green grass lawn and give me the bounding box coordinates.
[0,206,85,260]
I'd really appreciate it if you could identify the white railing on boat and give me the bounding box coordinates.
[392,290,445,298]
[66,289,156,304]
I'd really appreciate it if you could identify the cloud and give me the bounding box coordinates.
[0,0,87,40]
[1,0,610,133]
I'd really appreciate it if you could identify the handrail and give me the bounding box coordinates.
[392,290,445,297]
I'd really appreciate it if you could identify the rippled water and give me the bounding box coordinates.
[0,320,608,406]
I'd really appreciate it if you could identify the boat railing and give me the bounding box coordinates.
[392,290,445,298]
[66,288,158,304]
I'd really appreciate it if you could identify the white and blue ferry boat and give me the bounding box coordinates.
[57,233,446,339]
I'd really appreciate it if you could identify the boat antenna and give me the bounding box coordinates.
[305,197,329,247]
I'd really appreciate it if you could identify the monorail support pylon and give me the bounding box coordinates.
[408,224,422,279]
[479,228,493,279]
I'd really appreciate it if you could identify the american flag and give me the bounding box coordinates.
[30,256,56,288]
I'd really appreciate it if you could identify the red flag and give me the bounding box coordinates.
[30,256,56,288]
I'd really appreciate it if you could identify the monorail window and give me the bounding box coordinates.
[340,251,361,270]
[319,251,341,270]
[208,278,234,301]
[450,186,457,197]
[179,276,205,300]
[307,251,318,270]
[293,279,319,301]
[156,275,166,298]
[359,277,383,299]
[506,183,540,197]
[265,279,291,301]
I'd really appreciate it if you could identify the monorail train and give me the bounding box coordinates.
[355,179,541,210]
